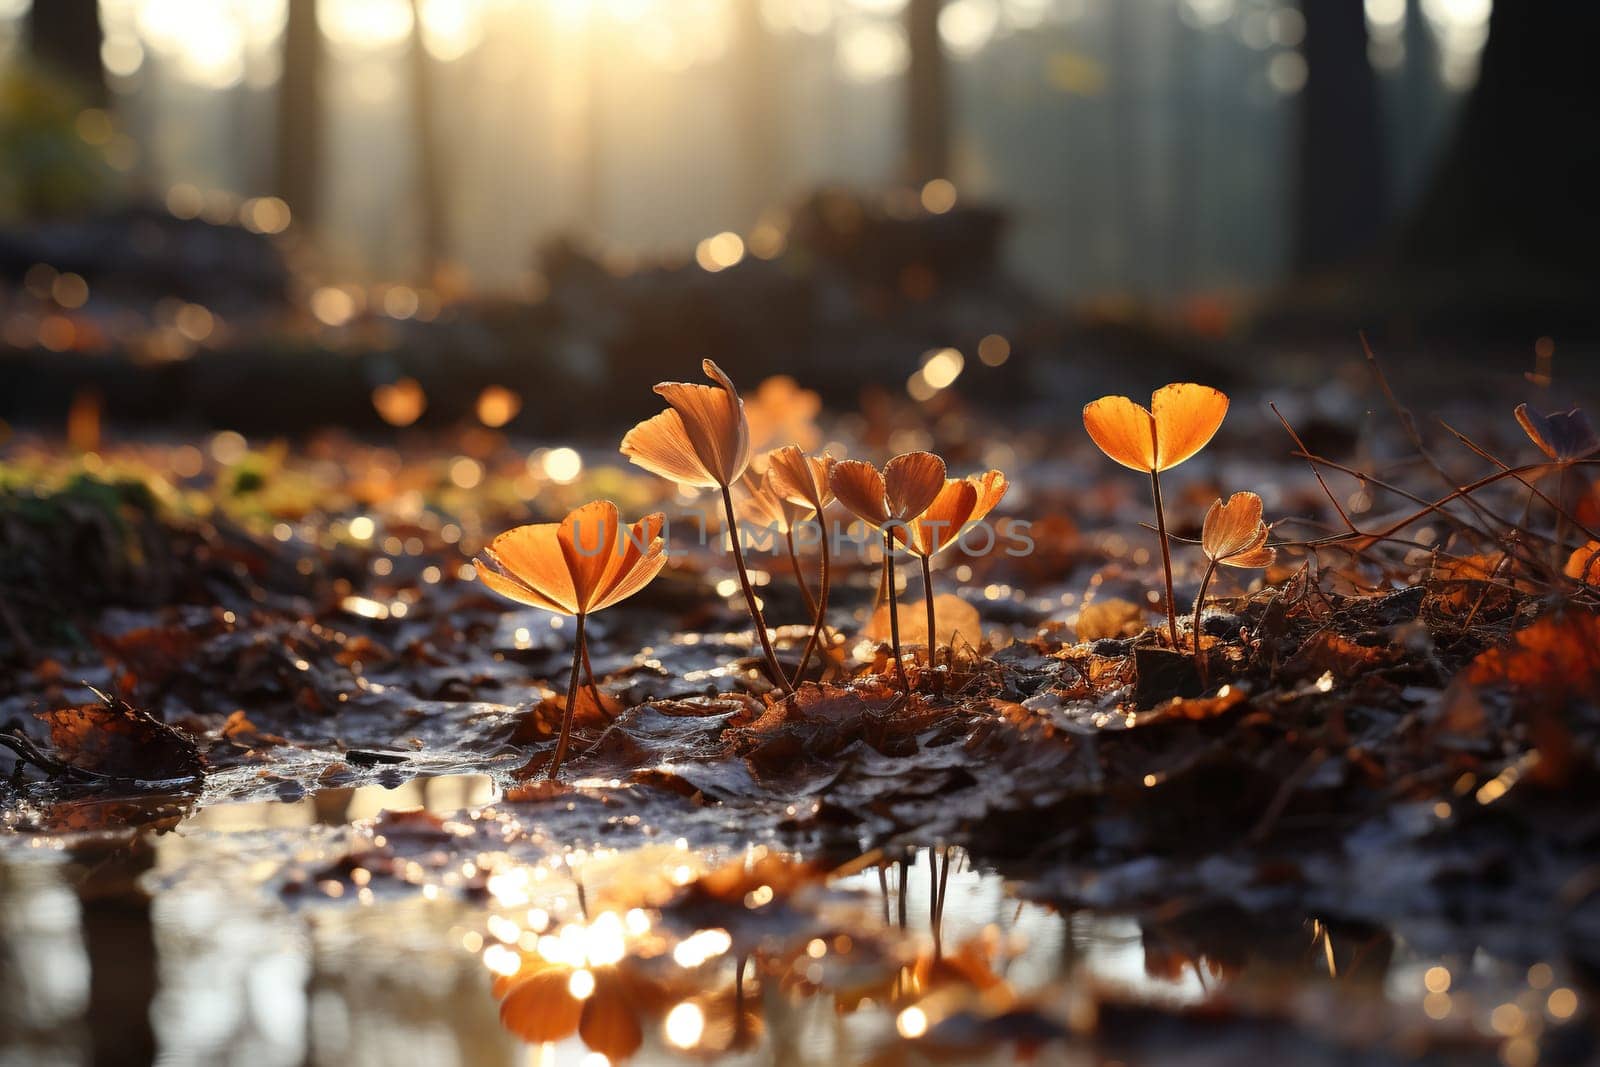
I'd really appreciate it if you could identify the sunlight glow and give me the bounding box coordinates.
[664,1002,705,1048]
[838,19,908,82]
[418,0,485,61]
[320,0,414,54]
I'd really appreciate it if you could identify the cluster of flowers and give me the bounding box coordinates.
[476,362,1276,779]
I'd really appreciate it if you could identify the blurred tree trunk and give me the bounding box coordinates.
[905,0,948,185]
[734,0,781,226]
[27,0,106,106]
[409,0,448,281]
[1294,1,1386,273]
[1399,2,1600,274]
[275,0,323,233]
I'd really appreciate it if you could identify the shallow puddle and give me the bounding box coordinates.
[0,774,1582,1065]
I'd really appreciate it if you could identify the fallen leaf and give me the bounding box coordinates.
[865,593,981,651]
[35,689,204,781]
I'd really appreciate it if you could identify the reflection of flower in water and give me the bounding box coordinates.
[492,910,674,1060]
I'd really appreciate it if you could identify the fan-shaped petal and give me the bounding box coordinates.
[966,469,1009,524]
[883,451,946,520]
[478,522,579,614]
[620,409,720,488]
[829,460,890,527]
[1083,395,1157,471]
[1516,403,1600,462]
[767,446,835,514]
[651,360,750,486]
[589,513,668,613]
[907,479,978,557]
[558,500,624,612]
[1151,382,1228,471]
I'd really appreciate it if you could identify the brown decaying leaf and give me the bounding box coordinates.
[1566,540,1600,584]
[35,691,204,780]
[865,593,981,649]
[1465,611,1600,705]
[1074,598,1146,641]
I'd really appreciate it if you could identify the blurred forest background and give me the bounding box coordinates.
[1,0,1596,434]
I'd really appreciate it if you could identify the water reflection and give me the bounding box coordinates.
[0,778,1587,1065]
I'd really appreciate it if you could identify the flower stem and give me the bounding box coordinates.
[1554,463,1571,568]
[580,641,604,713]
[1150,468,1180,648]
[721,484,794,695]
[1192,558,1217,682]
[791,520,831,686]
[549,611,586,781]
[920,553,938,675]
[786,525,818,621]
[884,530,909,690]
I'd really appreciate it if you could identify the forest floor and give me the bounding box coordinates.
[1,365,1598,1066]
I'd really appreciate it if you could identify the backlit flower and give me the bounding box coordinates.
[1082,382,1229,473]
[1515,404,1600,463]
[1201,491,1275,569]
[766,445,835,516]
[901,471,1008,557]
[828,451,946,531]
[620,359,751,488]
[475,501,667,617]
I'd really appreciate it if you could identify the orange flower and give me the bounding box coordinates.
[620,360,790,692]
[901,471,1008,558]
[1515,404,1600,463]
[766,445,835,516]
[828,451,946,530]
[1083,382,1229,649]
[1192,491,1273,677]
[761,447,839,685]
[476,501,667,617]
[828,452,949,688]
[620,359,751,488]
[737,471,802,535]
[475,501,666,778]
[1082,383,1229,473]
[1200,491,1276,569]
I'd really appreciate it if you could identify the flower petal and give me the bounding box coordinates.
[474,561,571,615]
[966,469,1009,524]
[738,471,792,534]
[908,479,978,556]
[478,522,579,614]
[620,409,720,488]
[558,500,623,612]
[1202,491,1264,561]
[767,445,834,514]
[590,514,668,613]
[1516,404,1600,462]
[651,360,750,486]
[578,971,643,1061]
[883,451,946,520]
[1083,395,1157,471]
[829,460,889,527]
[1151,382,1228,470]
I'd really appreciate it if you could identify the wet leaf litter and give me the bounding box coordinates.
[2,365,1598,1065]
